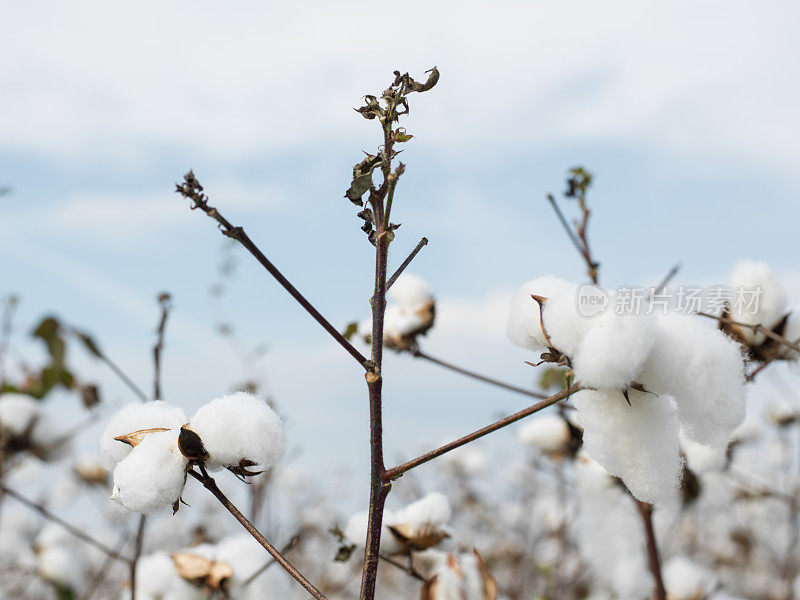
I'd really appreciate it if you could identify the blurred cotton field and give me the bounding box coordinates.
[3,1,800,600]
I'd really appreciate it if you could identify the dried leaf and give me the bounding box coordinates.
[387,522,449,551]
[114,427,170,448]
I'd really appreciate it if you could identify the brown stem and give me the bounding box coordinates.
[176,173,369,369]
[386,237,428,291]
[129,515,147,600]
[152,293,171,401]
[243,534,302,586]
[634,499,666,600]
[384,383,580,480]
[411,348,547,400]
[187,469,328,600]
[697,311,800,355]
[0,485,131,564]
[360,229,391,600]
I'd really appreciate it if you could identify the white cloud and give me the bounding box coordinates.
[1,0,799,171]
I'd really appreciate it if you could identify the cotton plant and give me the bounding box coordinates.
[356,273,435,350]
[507,275,747,503]
[99,392,286,514]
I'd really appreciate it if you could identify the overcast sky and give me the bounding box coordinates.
[2,1,800,500]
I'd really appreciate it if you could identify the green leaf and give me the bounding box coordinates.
[344,155,382,205]
[343,321,359,341]
[72,329,103,359]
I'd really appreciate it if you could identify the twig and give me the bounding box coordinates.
[129,515,146,600]
[383,383,580,480]
[378,553,425,581]
[652,263,682,295]
[70,328,148,402]
[411,347,547,400]
[696,312,800,355]
[0,485,131,564]
[243,534,302,586]
[152,293,171,401]
[176,173,369,369]
[187,468,328,600]
[634,499,666,600]
[80,533,129,600]
[386,238,428,291]
[0,295,17,386]
[546,191,598,285]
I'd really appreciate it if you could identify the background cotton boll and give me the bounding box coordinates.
[572,388,682,503]
[188,392,285,472]
[730,260,788,345]
[37,543,87,591]
[344,509,405,555]
[99,401,187,469]
[393,492,452,529]
[639,314,746,449]
[663,556,716,600]
[778,308,800,359]
[128,552,179,600]
[439,443,488,476]
[389,273,432,308]
[680,432,727,473]
[506,276,570,351]
[111,429,188,514]
[571,311,655,389]
[517,415,570,455]
[0,393,41,437]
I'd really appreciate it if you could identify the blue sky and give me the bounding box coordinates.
[2,0,800,502]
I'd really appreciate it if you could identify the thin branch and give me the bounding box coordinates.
[243,534,302,586]
[129,515,147,600]
[70,328,148,402]
[383,383,580,480]
[652,262,682,295]
[546,194,584,261]
[79,533,129,600]
[378,553,425,581]
[633,499,666,600]
[0,485,131,564]
[187,468,328,600]
[176,172,369,370]
[152,293,172,401]
[697,311,800,355]
[411,347,547,400]
[386,238,428,291]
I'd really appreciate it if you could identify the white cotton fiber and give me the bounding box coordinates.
[439,443,488,476]
[507,276,573,351]
[99,401,187,468]
[517,415,571,455]
[131,552,183,600]
[188,392,286,472]
[571,312,655,389]
[663,556,716,600]
[389,273,432,309]
[0,393,41,436]
[680,431,726,473]
[393,492,452,528]
[38,544,87,591]
[541,284,592,357]
[111,429,188,514]
[640,314,745,449]
[778,307,800,359]
[730,260,787,344]
[216,535,266,591]
[572,388,682,503]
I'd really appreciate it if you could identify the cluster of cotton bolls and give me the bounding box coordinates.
[99,392,285,514]
[726,260,800,360]
[357,273,435,350]
[507,275,747,503]
[345,492,452,555]
[0,393,59,459]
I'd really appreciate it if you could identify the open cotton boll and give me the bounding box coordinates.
[573,389,682,503]
[38,544,87,591]
[663,556,716,600]
[111,429,188,514]
[640,314,745,449]
[0,393,42,437]
[541,284,593,357]
[99,401,187,468]
[389,273,432,308]
[681,432,726,473]
[730,260,788,344]
[778,308,800,359]
[439,443,487,476]
[571,311,655,389]
[517,415,570,455]
[507,276,572,351]
[126,552,182,600]
[188,392,285,472]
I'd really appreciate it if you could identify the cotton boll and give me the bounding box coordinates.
[571,312,655,389]
[111,429,188,514]
[439,444,487,477]
[128,552,181,600]
[389,273,432,309]
[640,314,746,449]
[573,389,682,503]
[0,393,41,436]
[680,432,726,473]
[663,556,715,600]
[730,260,787,344]
[517,415,570,455]
[393,493,452,528]
[99,401,187,468]
[542,284,594,357]
[38,544,87,591]
[188,392,285,472]
[507,276,572,351]
[778,308,800,359]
